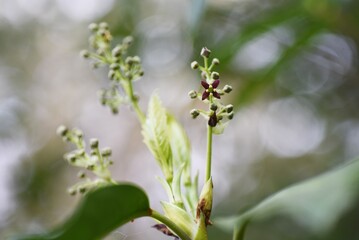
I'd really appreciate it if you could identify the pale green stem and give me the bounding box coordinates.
[125,80,146,125]
[205,125,213,182]
[150,209,192,240]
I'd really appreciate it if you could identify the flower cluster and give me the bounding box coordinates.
[189,47,234,130]
[80,22,144,115]
[56,125,115,195]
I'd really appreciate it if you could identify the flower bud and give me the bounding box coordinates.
[88,23,98,32]
[73,128,83,138]
[91,62,101,69]
[112,46,122,57]
[212,58,220,65]
[123,36,133,46]
[101,147,112,157]
[80,50,90,58]
[65,154,76,163]
[56,125,68,137]
[68,188,77,196]
[200,47,211,58]
[226,104,233,113]
[211,72,219,80]
[190,109,200,119]
[109,63,120,70]
[77,171,86,179]
[188,90,197,99]
[132,56,141,63]
[125,57,134,66]
[111,107,119,114]
[210,103,218,111]
[87,164,95,170]
[79,186,87,194]
[108,70,116,80]
[138,70,144,77]
[89,138,99,149]
[99,22,109,30]
[228,112,234,120]
[223,85,232,93]
[196,178,213,226]
[191,61,199,69]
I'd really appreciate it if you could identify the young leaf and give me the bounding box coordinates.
[161,201,197,238]
[142,94,173,181]
[215,158,359,239]
[11,184,150,240]
[167,114,192,185]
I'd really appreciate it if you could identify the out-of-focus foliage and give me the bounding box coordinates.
[216,158,359,239]
[1,0,359,239]
[11,184,150,240]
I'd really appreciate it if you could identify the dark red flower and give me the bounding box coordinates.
[201,79,221,101]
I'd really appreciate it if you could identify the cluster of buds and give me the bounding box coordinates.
[189,47,234,129]
[56,125,114,195]
[80,22,144,114]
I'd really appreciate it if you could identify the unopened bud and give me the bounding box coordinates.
[79,186,87,194]
[226,104,233,113]
[123,36,133,46]
[99,22,109,30]
[111,107,119,115]
[73,129,83,138]
[87,164,95,170]
[228,112,234,120]
[200,47,211,58]
[112,46,122,57]
[108,70,116,80]
[190,109,200,119]
[91,62,101,69]
[212,58,220,65]
[191,61,199,69]
[89,138,99,149]
[77,171,86,179]
[80,50,90,59]
[223,85,232,93]
[68,188,77,196]
[65,154,76,163]
[138,70,144,77]
[110,63,120,70]
[196,178,213,226]
[188,90,197,99]
[132,56,141,63]
[211,72,219,80]
[101,147,112,157]
[125,57,134,66]
[88,23,98,32]
[210,103,218,111]
[56,125,68,137]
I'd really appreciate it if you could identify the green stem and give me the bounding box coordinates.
[125,80,146,125]
[205,125,213,181]
[150,209,192,240]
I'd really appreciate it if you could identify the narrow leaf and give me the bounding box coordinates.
[12,184,150,240]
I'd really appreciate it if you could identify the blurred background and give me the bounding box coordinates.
[1,0,359,239]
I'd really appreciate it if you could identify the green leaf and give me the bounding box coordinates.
[167,114,192,184]
[215,158,359,239]
[142,94,173,181]
[161,201,197,238]
[12,184,150,240]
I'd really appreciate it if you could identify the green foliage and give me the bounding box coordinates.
[215,158,359,240]
[11,184,150,240]
[142,94,173,182]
